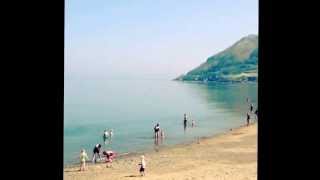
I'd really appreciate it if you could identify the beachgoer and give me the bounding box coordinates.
[108,129,113,144]
[250,103,254,112]
[103,150,116,168]
[79,149,88,171]
[246,112,250,126]
[138,155,146,176]
[160,129,165,139]
[109,129,113,138]
[191,119,195,127]
[255,109,258,121]
[154,123,160,139]
[184,113,188,126]
[103,130,109,144]
[246,97,250,103]
[92,144,102,163]
[154,137,159,147]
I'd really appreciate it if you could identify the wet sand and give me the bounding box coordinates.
[64,123,257,180]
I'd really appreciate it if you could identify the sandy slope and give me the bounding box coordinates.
[64,123,257,180]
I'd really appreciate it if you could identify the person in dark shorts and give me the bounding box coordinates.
[183,113,187,126]
[92,144,102,163]
[246,112,250,126]
[154,123,160,139]
[138,155,146,176]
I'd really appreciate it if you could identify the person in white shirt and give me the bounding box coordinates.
[138,155,146,176]
[109,129,113,139]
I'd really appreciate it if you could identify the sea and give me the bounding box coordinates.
[64,77,257,165]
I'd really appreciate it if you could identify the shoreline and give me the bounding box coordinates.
[64,122,257,179]
[64,122,252,168]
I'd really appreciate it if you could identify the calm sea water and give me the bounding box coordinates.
[64,78,257,165]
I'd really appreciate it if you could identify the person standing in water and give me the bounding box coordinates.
[250,103,254,113]
[154,123,160,139]
[79,149,88,171]
[160,129,165,139]
[246,112,250,126]
[103,129,109,144]
[109,129,113,144]
[109,129,113,138]
[138,155,146,176]
[183,113,188,126]
[159,128,165,144]
[191,119,195,127]
[92,144,102,163]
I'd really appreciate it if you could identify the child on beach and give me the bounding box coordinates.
[138,155,146,176]
[79,149,88,171]
[103,150,116,168]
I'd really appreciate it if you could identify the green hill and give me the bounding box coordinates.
[175,34,258,82]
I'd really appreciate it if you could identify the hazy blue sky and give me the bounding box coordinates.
[65,0,258,80]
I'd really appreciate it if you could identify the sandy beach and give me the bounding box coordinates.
[64,123,257,180]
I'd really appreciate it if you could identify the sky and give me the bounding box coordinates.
[65,0,258,80]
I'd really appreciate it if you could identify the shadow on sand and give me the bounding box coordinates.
[124,174,142,178]
[64,169,81,173]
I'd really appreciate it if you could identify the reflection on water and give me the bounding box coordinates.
[177,81,258,115]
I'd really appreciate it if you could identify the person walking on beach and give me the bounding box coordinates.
[191,119,195,127]
[92,144,102,163]
[138,155,146,176]
[103,129,109,144]
[154,123,160,139]
[246,112,250,126]
[79,149,88,171]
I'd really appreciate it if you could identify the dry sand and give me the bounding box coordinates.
[64,123,257,180]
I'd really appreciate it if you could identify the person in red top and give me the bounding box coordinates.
[103,150,116,168]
